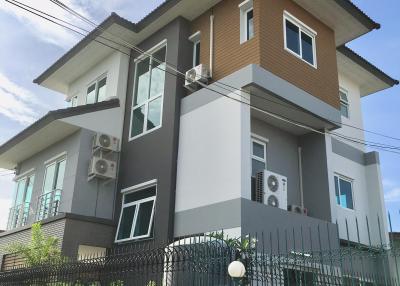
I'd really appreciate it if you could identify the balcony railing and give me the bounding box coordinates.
[36,189,62,221]
[6,203,30,230]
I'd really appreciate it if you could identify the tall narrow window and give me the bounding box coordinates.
[70,96,78,107]
[251,137,267,177]
[7,174,35,229]
[116,184,156,242]
[339,89,349,118]
[193,41,201,67]
[86,76,107,104]
[284,12,317,67]
[239,0,254,43]
[334,175,354,210]
[37,157,66,221]
[130,44,166,139]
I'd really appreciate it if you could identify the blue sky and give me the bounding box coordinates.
[0,0,399,230]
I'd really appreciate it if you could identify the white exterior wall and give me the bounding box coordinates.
[336,73,365,151]
[175,91,251,213]
[329,73,388,246]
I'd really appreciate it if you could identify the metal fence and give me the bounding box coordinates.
[0,231,399,286]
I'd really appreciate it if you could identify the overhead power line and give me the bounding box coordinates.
[6,0,400,155]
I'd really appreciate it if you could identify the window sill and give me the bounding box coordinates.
[115,235,153,244]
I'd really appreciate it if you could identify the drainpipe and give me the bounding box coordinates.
[209,12,214,78]
[298,147,304,208]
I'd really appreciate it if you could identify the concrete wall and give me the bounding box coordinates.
[251,118,301,206]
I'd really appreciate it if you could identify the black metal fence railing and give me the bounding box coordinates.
[0,232,399,286]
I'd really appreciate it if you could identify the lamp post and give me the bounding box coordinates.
[228,260,246,285]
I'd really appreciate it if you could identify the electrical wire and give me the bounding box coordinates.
[6,0,400,155]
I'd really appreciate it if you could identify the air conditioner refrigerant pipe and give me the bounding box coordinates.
[209,13,214,78]
[298,146,304,208]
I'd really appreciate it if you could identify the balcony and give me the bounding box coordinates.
[6,203,29,230]
[36,189,62,221]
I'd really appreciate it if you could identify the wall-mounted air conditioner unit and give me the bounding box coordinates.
[184,64,209,89]
[93,133,119,152]
[88,156,117,180]
[288,204,308,216]
[256,170,287,210]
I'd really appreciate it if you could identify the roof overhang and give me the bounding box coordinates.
[34,0,222,94]
[0,99,120,169]
[337,46,399,96]
[293,0,380,46]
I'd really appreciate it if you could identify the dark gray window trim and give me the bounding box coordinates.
[0,99,120,156]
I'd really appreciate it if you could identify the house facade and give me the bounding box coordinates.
[0,0,398,272]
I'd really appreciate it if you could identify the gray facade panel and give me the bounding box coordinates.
[364,151,380,165]
[118,17,192,244]
[331,138,365,165]
[174,199,242,237]
[299,133,332,221]
[251,118,301,206]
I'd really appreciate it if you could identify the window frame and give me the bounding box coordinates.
[334,174,355,210]
[239,0,254,44]
[85,74,108,104]
[41,154,67,195]
[251,136,268,176]
[189,31,201,68]
[129,40,167,141]
[115,180,157,243]
[70,95,78,107]
[339,88,350,118]
[283,11,317,68]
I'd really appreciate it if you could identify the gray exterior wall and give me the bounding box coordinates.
[117,17,193,244]
[251,118,301,206]
[299,133,332,221]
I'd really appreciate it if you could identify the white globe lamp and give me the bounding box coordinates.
[228,260,246,278]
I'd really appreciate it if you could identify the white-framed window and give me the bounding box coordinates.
[334,174,354,210]
[189,31,201,67]
[339,88,349,118]
[129,41,167,140]
[86,75,107,104]
[251,136,267,177]
[239,0,254,43]
[7,173,35,229]
[283,11,317,68]
[37,156,66,221]
[115,183,157,242]
[70,96,78,107]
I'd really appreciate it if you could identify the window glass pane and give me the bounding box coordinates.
[339,178,353,209]
[252,141,265,159]
[131,105,146,137]
[301,32,314,64]
[133,200,154,237]
[86,83,96,104]
[55,159,66,191]
[43,164,56,194]
[340,103,349,118]
[285,20,300,54]
[339,90,348,102]
[252,159,265,177]
[134,58,151,106]
[124,186,156,204]
[25,175,34,204]
[97,77,107,102]
[247,9,254,40]
[117,205,136,240]
[194,42,201,67]
[150,48,166,98]
[147,97,162,131]
[15,178,26,205]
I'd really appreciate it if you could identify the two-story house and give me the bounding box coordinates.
[0,0,398,274]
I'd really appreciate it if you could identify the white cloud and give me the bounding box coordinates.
[0,0,92,49]
[385,188,400,203]
[0,71,42,124]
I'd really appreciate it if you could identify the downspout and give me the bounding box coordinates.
[298,147,304,208]
[209,12,214,78]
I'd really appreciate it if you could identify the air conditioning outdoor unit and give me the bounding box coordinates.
[288,204,308,215]
[93,133,119,152]
[88,156,117,180]
[256,170,287,210]
[184,64,209,89]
